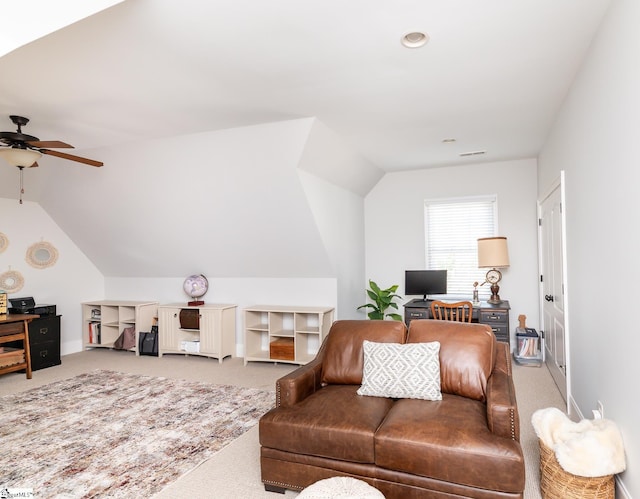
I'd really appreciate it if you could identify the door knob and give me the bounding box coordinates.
[544,294,554,302]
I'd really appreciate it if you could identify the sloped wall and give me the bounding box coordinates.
[297,119,384,196]
[4,117,379,354]
[298,171,366,319]
[0,197,104,354]
[37,118,334,279]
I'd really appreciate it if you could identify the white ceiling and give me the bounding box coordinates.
[0,0,612,174]
[0,0,124,57]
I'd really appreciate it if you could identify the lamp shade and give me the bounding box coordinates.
[0,148,41,167]
[478,236,510,268]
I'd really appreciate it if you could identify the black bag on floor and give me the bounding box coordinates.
[139,326,158,356]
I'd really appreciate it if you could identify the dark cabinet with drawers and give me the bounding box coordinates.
[404,300,511,343]
[478,306,510,343]
[28,315,61,371]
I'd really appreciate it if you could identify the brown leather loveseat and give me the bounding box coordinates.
[259,319,525,498]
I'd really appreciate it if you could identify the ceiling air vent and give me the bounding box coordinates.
[460,150,486,157]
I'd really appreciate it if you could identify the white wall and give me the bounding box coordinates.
[364,159,539,343]
[0,197,104,354]
[298,171,365,320]
[538,0,638,495]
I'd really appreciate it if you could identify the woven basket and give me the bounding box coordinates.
[538,440,614,499]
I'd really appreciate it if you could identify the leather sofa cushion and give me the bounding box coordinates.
[259,384,395,463]
[375,396,525,493]
[321,320,407,385]
[407,320,495,401]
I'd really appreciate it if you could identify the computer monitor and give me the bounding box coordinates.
[404,270,447,302]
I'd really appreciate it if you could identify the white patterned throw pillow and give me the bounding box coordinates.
[357,340,442,400]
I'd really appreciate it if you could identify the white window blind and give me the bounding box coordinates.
[424,196,497,299]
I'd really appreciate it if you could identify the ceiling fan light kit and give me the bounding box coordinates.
[0,147,41,167]
[0,115,103,204]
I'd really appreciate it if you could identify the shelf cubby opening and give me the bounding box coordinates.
[245,310,269,330]
[269,312,294,336]
[295,313,320,333]
[118,306,136,323]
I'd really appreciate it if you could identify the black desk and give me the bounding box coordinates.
[403,299,510,343]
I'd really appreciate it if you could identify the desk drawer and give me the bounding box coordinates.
[479,310,508,323]
[0,322,23,336]
[405,309,429,320]
[30,341,61,371]
[487,325,509,342]
[28,316,61,346]
[479,309,509,343]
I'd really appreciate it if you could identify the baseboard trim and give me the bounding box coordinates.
[568,394,582,421]
[616,476,632,499]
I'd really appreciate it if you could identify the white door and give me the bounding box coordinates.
[539,176,569,402]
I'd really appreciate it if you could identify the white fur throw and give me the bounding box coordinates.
[531,407,626,477]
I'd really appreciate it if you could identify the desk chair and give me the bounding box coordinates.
[430,300,473,323]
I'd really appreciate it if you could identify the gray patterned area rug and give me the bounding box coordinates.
[0,370,274,498]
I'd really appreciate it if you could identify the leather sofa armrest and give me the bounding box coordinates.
[275,355,324,408]
[486,341,521,441]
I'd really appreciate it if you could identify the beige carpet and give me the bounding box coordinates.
[0,349,564,498]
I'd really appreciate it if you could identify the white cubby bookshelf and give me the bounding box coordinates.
[243,305,334,365]
[81,300,158,355]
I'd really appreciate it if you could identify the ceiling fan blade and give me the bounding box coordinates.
[27,140,74,149]
[40,149,103,167]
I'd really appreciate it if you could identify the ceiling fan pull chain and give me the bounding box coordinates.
[18,165,24,204]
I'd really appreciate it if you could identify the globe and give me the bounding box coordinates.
[183,274,209,305]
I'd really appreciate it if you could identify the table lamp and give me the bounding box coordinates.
[477,236,510,303]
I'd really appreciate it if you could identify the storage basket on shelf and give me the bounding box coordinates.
[0,347,25,369]
[538,439,614,499]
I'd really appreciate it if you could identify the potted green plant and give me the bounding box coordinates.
[357,280,403,321]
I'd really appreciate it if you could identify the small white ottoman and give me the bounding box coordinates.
[297,477,385,499]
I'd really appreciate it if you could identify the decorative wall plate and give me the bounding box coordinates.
[26,241,59,269]
[0,233,8,254]
[0,269,25,293]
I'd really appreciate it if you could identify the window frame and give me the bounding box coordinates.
[423,195,499,300]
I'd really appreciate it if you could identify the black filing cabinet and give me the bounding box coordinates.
[28,315,62,371]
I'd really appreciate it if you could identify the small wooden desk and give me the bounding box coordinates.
[0,313,39,379]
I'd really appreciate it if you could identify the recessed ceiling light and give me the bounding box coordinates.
[401,32,429,48]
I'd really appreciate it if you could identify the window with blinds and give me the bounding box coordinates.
[424,196,497,299]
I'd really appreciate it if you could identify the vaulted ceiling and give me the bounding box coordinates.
[0,0,614,280]
[0,0,611,183]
